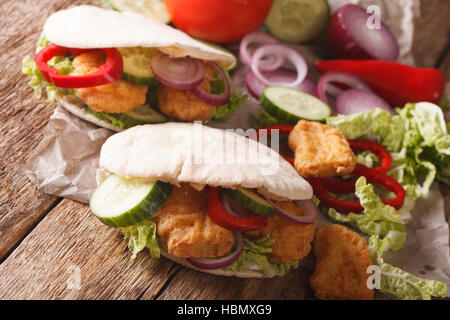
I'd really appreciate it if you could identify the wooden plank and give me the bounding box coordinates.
[0,199,178,299]
[143,263,316,300]
[412,0,450,67]
[0,0,98,259]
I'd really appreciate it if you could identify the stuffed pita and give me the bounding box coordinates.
[22,5,243,132]
[90,123,318,278]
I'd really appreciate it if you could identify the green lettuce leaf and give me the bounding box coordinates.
[368,235,447,300]
[327,109,403,150]
[226,236,298,276]
[121,220,160,259]
[355,151,379,168]
[208,71,247,120]
[328,177,408,251]
[22,37,74,101]
[212,88,247,120]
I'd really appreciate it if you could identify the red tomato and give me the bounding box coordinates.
[164,0,274,43]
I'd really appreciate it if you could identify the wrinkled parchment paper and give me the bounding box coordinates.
[24,0,450,296]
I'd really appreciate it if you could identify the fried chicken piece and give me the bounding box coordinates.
[310,225,374,300]
[151,184,234,259]
[157,78,216,121]
[246,201,317,264]
[73,52,147,113]
[288,120,356,178]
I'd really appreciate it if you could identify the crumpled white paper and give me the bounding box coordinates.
[23,106,112,203]
[23,0,449,297]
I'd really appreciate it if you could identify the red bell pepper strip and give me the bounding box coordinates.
[207,187,267,231]
[308,164,406,213]
[34,44,123,89]
[251,125,295,139]
[316,60,445,107]
[348,139,392,173]
[320,139,393,193]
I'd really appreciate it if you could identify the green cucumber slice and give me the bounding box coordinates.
[90,174,172,227]
[107,0,170,24]
[118,47,159,86]
[265,0,330,43]
[261,86,331,124]
[224,188,276,217]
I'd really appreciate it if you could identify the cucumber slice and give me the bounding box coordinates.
[261,86,331,124]
[224,188,276,217]
[90,174,172,228]
[125,104,167,123]
[265,0,330,43]
[107,0,170,24]
[118,47,159,86]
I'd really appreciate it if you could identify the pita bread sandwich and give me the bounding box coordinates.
[22,5,244,132]
[89,122,319,278]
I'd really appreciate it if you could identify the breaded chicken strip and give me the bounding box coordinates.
[151,184,234,259]
[73,52,147,113]
[157,78,215,121]
[288,120,356,178]
[246,201,317,264]
[310,225,374,300]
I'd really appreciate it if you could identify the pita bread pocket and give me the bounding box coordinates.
[90,123,318,278]
[23,5,243,131]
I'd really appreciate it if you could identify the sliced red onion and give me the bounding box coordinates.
[317,71,372,105]
[335,89,394,115]
[261,195,318,225]
[190,61,230,106]
[239,31,284,71]
[265,198,319,225]
[246,69,316,99]
[187,232,244,270]
[150,51,205,90]
[250,44,308,88]
[221,193,249,219]
[327,4,399,61]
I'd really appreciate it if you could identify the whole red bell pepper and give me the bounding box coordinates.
[316,60,445,107]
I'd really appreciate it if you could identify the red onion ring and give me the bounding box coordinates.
[335,89,394,115]
[317,71,372,105]
[246,69,316,99]
[190,61,231,106]
[250,44,308,88]
[221,193,250,218]
[187,232,244,270]
[263,197,318,225]
[150,51,205,90]
[239,31,284,71]
[327,4,399,61]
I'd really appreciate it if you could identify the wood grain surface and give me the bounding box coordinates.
[0,0,449,300]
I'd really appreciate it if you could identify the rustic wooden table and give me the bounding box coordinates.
[0,0,449,300]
